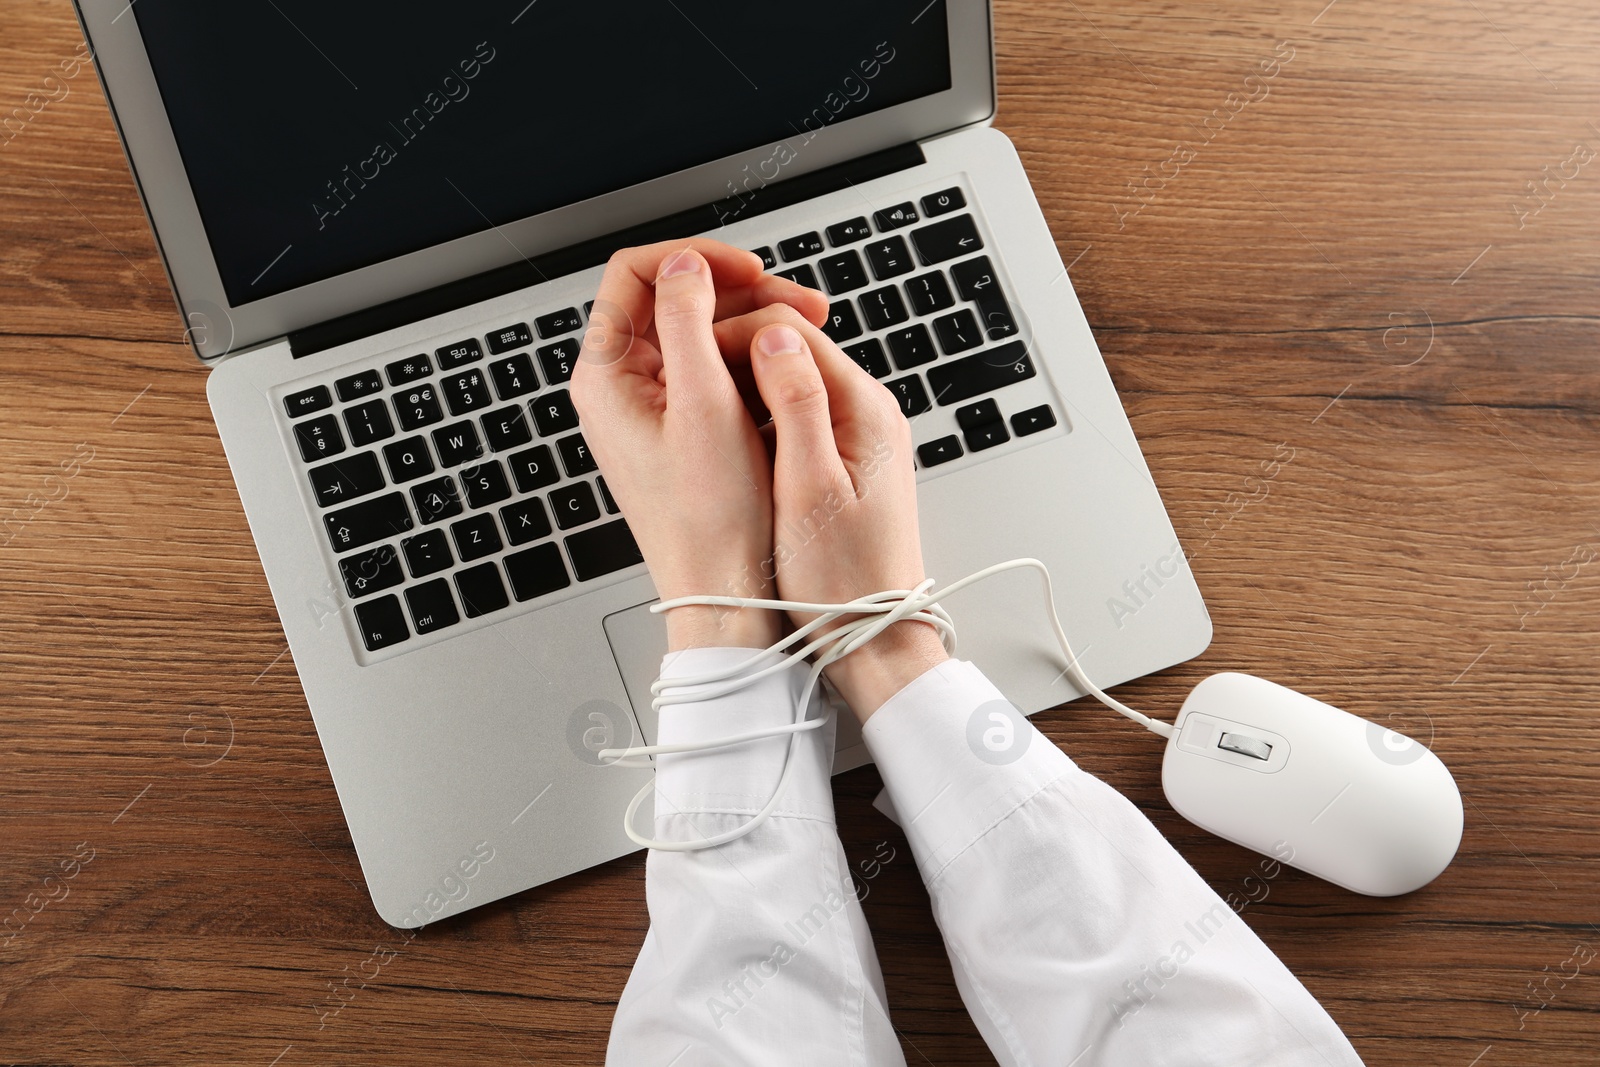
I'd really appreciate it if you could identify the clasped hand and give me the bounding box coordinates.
[571,241,948,718]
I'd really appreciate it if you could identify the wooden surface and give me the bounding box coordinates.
[3,1,1598,1063]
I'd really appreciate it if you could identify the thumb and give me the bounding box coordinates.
[749,324,849,490]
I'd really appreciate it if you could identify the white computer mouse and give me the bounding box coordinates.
[1161,672,1463,897]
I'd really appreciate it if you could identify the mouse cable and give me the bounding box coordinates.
[598,557,1174,852]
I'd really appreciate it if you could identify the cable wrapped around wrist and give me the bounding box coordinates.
[599,558,1173,851]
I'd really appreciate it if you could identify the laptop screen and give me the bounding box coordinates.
[132,1,952,307]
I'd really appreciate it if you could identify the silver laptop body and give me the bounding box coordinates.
[79,0,1210,925]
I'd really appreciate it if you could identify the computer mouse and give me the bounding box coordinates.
[1161,672,1463,897]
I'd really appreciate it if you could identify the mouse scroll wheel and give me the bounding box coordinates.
[1217,732,1273,761]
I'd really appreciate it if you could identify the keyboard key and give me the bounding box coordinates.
[818,250,868,295]
[489,353,539,400]
[537,339,579,386]
[411,476,463,524]
[597,475,619,514]
[508,444,560,493]
[865,236,914,280]
[964,421,1011,452]
[565,518,644,581]
[778,232,824,261]
[435,338,482,370]
[917,435,963,467]
[958,398,1011,452]
[912,214,983,265]
[550,481,600,530]
[441,369,492,416]
[826,217,872,246]
[956,398,1003,431]
[905,271,955,316]
[933,308,983,354]
[402,528,454,577]
[751,246,776,269]
[504,541,572,601]
[823,301,862,344]
[486,322,532,354]
[1011,404,1058,437]
[283,385,331,419]
[500,497,552,545]
[385,354,432,386]
[344,399,395,446]
[535,307,583,338]
[455,562,510,617]
[394,384,444,431]
[309,451,384,508]
[294,415,345,462]
[382,436,435,483]
[481,405,533,452]
[405,579,459,634]
[859,286,909,331]
[339,544,403,598]
[324,492,413,554]
[926,341,1036,406]
[460,459,512,509]
[531,390,579,436]
[886,375,932,417]
[844,339,891,379]
[451,512,503,562]
[950,256,1019,340]
[354,594,408,651]
[431,421,483,467]
[921,187,966,217]
[886,323,937,370]
[874,202,919,230]
[774,264,820,291]
[335,370,383,403]
[557,432,597,477]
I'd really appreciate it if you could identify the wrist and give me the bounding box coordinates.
[823,620,950,721]
[665,604,780,652]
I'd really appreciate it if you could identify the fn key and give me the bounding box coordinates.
[354,594,409,651]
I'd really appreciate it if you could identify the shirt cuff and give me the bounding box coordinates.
[861,658,1074,880]
[653,647,836,826]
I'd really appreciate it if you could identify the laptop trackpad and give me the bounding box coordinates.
[601,600,870,773]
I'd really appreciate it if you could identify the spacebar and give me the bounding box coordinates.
[565,518,644,581]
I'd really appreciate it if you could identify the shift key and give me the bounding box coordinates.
[926,341,1037,406]
[324,492,414,553]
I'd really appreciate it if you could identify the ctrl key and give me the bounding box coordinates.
[355,594,409,651]
[405,578,460,635]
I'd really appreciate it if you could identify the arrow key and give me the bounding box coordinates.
[911,214,984,265]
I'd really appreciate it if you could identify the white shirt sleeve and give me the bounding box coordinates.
[607,648,905,1067]
[861,659,1366,1067]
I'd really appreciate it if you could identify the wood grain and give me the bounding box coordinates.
[3,1,1598,1063]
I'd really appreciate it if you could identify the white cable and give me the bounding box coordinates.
[598,558,1174,852]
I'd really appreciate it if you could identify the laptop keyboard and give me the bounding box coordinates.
[754,188,1058,471]
[276,182,1062,660]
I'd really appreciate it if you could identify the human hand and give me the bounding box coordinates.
[716,308,950,719]
[571,239,828,652]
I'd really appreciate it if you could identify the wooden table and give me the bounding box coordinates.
[4,1,1597,1063]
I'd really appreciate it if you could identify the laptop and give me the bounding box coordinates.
[78,0,1211,926]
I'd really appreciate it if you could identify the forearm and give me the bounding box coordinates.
[862,660,1364,1067]
[608,648,903,1066]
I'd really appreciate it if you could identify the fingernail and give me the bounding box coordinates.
[658,250,701,279]
[756,324,804,357]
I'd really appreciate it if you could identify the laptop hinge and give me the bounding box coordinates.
[288,141,927,359]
